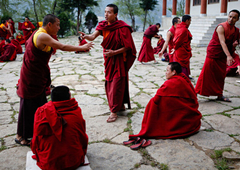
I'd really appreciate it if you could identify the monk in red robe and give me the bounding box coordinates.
[153,34,166,54]
[9,37,22,54]
[128,62,201,144]
[195,10,240,102]
[0,37,5,55]
[159,17,181,62]
[79,4,136,123]
[31,86,88,170]
[0,20,11,39]
[0,39,17,62]
[8,18,16,35]
[16,32,25,45]
[138,23,161,64]
[21,17,35,41]
[15,14,93,146]
[172,15,192,78]
[75,36,89,53]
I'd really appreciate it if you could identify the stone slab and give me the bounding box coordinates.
[198,100,233,115]
[0,123,17,138]
[131,112,144,135]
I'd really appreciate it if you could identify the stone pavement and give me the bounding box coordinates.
[0,32,240,170]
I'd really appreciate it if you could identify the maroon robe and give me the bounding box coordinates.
[16,34,25,45]
[138,25,158,62]
[22,21,35,41]
[11,39,22,54]
[0,43,17,62]
[168,26,176,62]
[153,39,166,54]
[76,39,89,53]
[226,53,240,76]
[129,73,202,139]
[96,20,136,113]
[195,21,239,96]
[173,22,192,77]
[31,98,88,170]
[0,40,5,55]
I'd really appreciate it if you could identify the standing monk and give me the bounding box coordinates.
[158,17,181,62]
[0,20,11,39]
[21,17,35,41]
[79,4,136,123]
[15,14,93,145]
[172,15,192,78]
[195,10,240,102]
[138,23,161,64]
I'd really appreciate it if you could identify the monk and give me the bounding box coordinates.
[0,39,17,62]
[16,32,25,44]
[8,18,16,36]
[6,18,14,39]
[138,23,161,64]
[0,37,5,55]
[79,4,136,123]
[0,20,11,39]
[226,52,240,76]
[75,36,89,53]
[153,34,166,54]
[172,15,192,78]
[15,14,93,145]
[21,17,35,41]
[126,62,202,149]
[31,86,88,170]
[195,9,240,102]
[9,36,22,54]
[158,17,181,62]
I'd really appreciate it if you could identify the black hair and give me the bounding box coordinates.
[168,62,182,74]
[0,37,4,40]
[9,37,14,40]
[25,17,29,20]
[51,85,70,102]
[182,15,191,22]
[8,17,13,20]
[229,9,240,19]
[78,36,82,41]
[5,39,11,43]
[43,14,59,26]
[156,23,161,27]
[1,20,6,24]
[172,17,180,25]
[159,34,162,37]
[106,4,118,14]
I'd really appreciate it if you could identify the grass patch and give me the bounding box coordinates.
[134,163,140,168]
[160,163,169,170]
[228,134,239,137]
[0,145,7,151]
[211,148,232,159]
[215,159,229,170]
[216,112,231,118]
[204,129,214,132]
[102,138,111,143]
[84,92,99,97]
[124,128,130,132]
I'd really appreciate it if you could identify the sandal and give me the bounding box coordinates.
[123,137,140,145]
[130,139,146,150]
[106,115,118,123]
[15,138,31,146]
[141,140,152,148]
[216,96,231,102]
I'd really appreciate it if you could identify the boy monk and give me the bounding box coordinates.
[31,86,88,170]
[15,14,93,145]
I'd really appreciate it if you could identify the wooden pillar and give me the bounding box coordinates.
[162,0,167,17]
[200,0,207,16]
[220,0,228,16]
[185,0,190,15]
[172,0,177,16]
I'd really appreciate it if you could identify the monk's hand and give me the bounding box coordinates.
[78,31,86,40]
[170,49,175,55]
[158,51,163,58]
[233,40,238,48]
[83,42,94,50]
[104,49,114,57]
[227,55,235,66]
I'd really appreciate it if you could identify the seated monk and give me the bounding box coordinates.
[31,86,88,170]
[9,37,23,54]
[16,32,25,45]
[226,52,240,76]
[0,39,17,62]
[0,37,5,55]
[153,34,169,61]
[126,62,202,149]
[75,36,89,53]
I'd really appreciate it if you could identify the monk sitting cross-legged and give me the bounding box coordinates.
[125,62,202,149]
[31,85,88,170]
[0,39,17,62]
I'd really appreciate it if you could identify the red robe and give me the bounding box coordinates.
[168,26,176,62]
[138,25,158,62]
[76,39,89,53]
[0,23,8,39]
[0,43,17,62]
[226,53,240,76]
[6,22,12,39]
[173,22,192,74]
[11,39,22,54]
[129,73,202,139]
[195,21,239,96]
[31,98,88,170]
[153,39,166,54]
[16,34,25,45]
[21,21,35,41]
[17,30,52,99]
[96,20,136,113]
[0,40,5,55]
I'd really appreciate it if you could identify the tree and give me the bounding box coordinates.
[168,0,185,17]
[84,11,98,34]
[139,0,158,31]
[57,12,70,37]
[115,0,142,32]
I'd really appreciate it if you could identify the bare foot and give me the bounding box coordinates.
[107,113,118,123]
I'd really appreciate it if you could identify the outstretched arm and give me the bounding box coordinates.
[79,30,101,41]
[217,25,234,66]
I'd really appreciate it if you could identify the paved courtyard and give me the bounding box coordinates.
[0,32,240,170]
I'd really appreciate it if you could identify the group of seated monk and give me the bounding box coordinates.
[0,38,17,62]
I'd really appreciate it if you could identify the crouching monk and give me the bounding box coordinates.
[31,86,88,170]
[129,62,202,141]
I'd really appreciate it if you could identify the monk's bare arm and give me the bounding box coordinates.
[79,30,101,41]
[104,47,129,57]
[38,33,93,51]
[217,25,234,65]
[159,31,172,57]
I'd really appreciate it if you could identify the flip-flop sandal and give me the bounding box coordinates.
[123,137,140,145]
[141,140,152,148]
[106,115,118,123]
[216,96,231,102]
[15,138,31,146]
[130,139,146,150]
